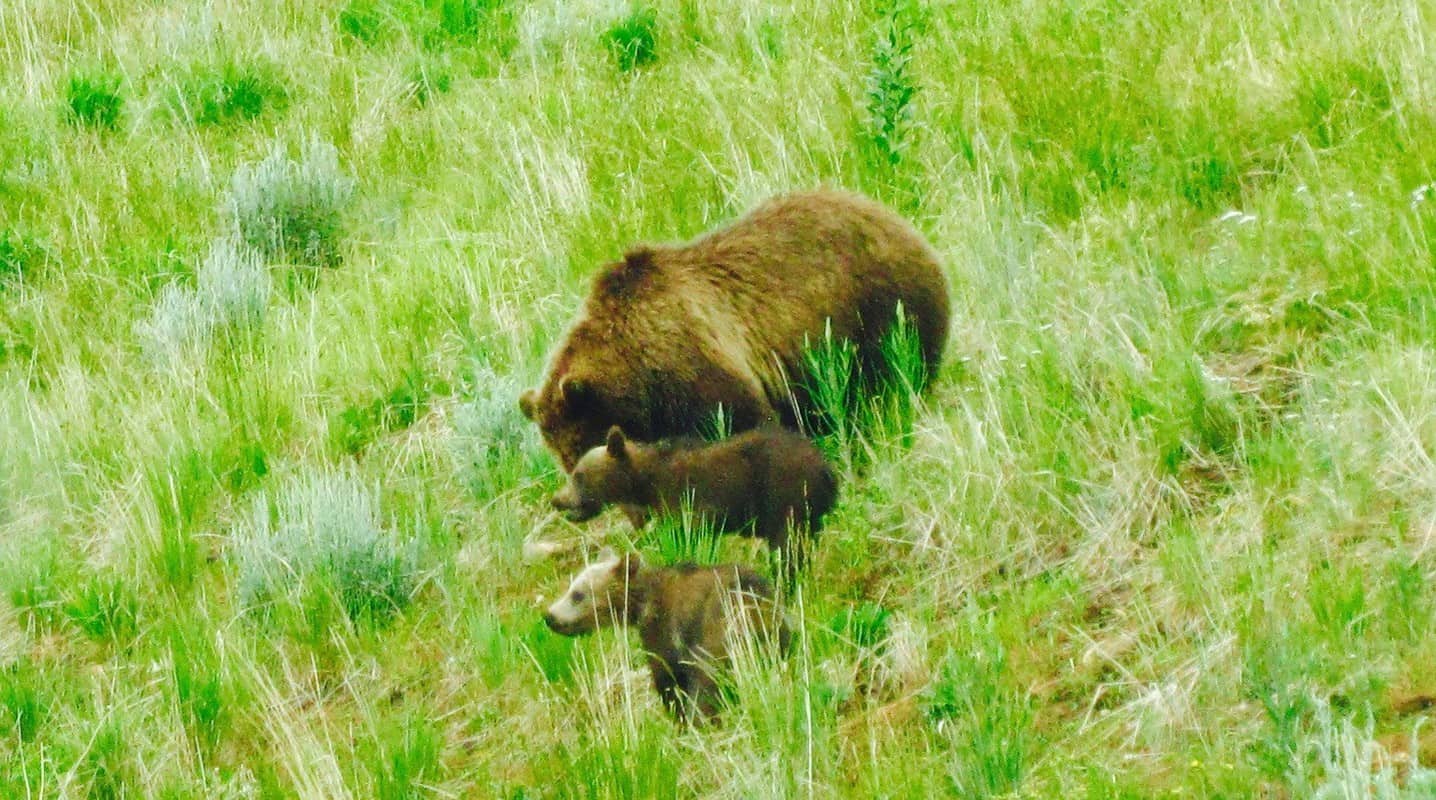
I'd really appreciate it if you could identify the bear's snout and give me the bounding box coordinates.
[542,608,581,636]
[551,491,601,522]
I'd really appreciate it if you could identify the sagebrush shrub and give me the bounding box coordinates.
[136,237,269,363]
[235,470,418,627]
[136,283,210,365]
[197,236,270,331]
[225,138,355,267]
[450,363,546,497]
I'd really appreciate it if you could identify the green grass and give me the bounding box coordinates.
[4,0,1436,796]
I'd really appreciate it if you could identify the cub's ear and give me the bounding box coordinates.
[605,426,627,459]
[518,388,539,420]
[622,551,644,582]
[596,546,618,564]
[559,377,595,411]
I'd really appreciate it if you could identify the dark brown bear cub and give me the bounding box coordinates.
[550,426,838,581]
[543,548,790,721]
[519,189,951,471]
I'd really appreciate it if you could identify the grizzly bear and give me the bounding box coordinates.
[543,548,790,721]
[519,189,951,471]
[550,425,838,581]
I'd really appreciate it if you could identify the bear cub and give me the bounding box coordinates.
[550,426,838,581]
[543,548,790,721]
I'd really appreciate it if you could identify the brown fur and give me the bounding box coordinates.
[551,426,838,581]
[520,189,951,470]
[543,551,790,721]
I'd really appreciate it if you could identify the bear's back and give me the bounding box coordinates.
[734,428,839,514]
[639,563,782,663]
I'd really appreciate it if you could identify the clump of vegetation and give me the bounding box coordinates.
[64,71,124,130]
[862,1,918,167]
[62,571,140,645]
[339,0,512,58]
[224,137,355,268]
[449,361,545,497]
[135,236,270,364]
[648,507,725,566]
[603,6,659,72]
[405,54,454,106]
[329,360,445,456]
[801,306,927,466]
[167,624,232,750]
[235,470,419,632]
[924,644,1035,798]
[196,235,270,330]
[0,659,52,742]
[178,62,288,126]
[0,230,46,288]
[135,282,211,366]
[368,713,444,800]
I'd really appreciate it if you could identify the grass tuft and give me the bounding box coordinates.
[603,6,659,73]
[0,230,47,288]
[64,71,124,130]
[179,62,289,126]
[925,641,1035,798]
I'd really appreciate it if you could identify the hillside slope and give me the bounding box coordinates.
[2,1,1435,797]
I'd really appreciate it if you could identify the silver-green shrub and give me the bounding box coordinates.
[235,469,417,626]
[224,137,355,267]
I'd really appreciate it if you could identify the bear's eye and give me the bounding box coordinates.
[571,591,587,603]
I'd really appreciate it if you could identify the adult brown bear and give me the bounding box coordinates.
[519,189,950,471]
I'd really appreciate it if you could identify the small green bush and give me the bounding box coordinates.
[603,7,659,72]
[863,2,918,167]
[180,63,288,126]
[0,230,46,287]
[65,72,124,130]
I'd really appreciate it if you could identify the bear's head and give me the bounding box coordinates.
[549,426,642,522]
[542,547,644,636]
[520,373,601,473]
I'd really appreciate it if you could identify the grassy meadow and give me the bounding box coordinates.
[3,0,1436,796]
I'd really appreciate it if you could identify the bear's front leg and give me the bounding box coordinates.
[619,503,651,529]
[649,657,688,720]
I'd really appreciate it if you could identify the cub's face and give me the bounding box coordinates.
[549,427,638,522]
[542,549,640,636]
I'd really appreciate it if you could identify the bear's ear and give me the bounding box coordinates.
[596,546,618,564]
[623,247,654,271]
[622,551,644,583]
[518,388,539,420]
[605,426,627,459]
[559,377,596,412]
